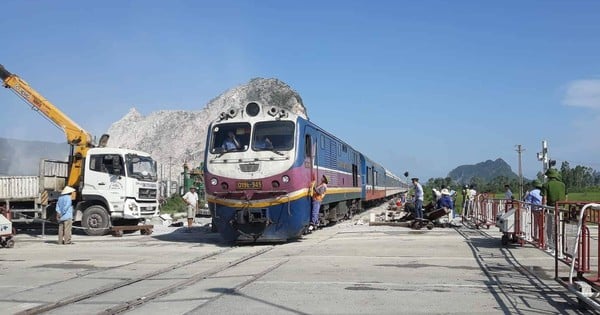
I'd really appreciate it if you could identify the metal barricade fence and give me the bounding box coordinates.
[554,202,600,312]
[468,197,596,273]
[467,195,509,229]
[468,197,600,310]
[467,196,557,252]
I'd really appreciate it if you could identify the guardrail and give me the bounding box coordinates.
[466,195,556,250]
[466,196,600,310]
[554,201,600,311]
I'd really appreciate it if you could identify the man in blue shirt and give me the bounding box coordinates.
[56,186,75,245]
[255,136,273,150]
[525,180,544,241]
[525,180,543,206]
[436,189,454,211]
[437,188,455,220]
[221,131,240,151]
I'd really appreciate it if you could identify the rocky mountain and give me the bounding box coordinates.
[107,78,307,181]
[448,158,518,184]
[0,138,68,175]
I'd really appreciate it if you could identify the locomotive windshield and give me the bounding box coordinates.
[252,121,295,151]
[210,123,251,154]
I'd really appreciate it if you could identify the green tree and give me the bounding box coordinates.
[469,176,484,192]
[160,194,187,215]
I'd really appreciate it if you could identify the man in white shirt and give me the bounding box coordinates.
[182,186,199,232]
[412,178,424,220]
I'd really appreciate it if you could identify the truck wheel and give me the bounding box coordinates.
[82,206,110,236]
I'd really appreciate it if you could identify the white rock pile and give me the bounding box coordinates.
[106,78,307,181]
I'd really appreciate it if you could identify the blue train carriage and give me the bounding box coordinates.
[304,121,363,227]
[360,155,407,206]
[384,169,409,198]
[361,156,388,206]
[203,102,361,243]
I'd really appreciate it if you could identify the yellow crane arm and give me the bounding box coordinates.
[0,64,93,189]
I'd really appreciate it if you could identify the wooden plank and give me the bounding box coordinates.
[110,225,154,237]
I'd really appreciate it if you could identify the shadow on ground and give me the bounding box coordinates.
[457,226,594,314]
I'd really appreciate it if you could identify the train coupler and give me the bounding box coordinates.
[235,208,270,224]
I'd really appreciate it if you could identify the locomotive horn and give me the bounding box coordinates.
[228,108,238,118]
[268,107,278,116]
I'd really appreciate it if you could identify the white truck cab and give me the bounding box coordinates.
[74,148,159,235]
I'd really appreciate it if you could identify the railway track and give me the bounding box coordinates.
[5,207,367,315]
[16,246,277,315]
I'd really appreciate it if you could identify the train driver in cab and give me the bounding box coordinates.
[221,131,241,151]
[255,136,273,150]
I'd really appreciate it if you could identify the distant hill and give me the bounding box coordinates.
[448,158,518,184]
[0,137,68,175]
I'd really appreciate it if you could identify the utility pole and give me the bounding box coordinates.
[515,145,525,200]
[168,156,172,197]
[160,163,164,199]
[537,140,549,180]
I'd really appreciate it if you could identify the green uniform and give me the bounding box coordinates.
[542,168,566,206]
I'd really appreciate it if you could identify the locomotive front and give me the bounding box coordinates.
[203,102,311,242]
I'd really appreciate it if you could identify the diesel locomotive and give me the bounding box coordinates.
[203,101,408,242]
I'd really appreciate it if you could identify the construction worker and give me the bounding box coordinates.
[310,175,328,231]
[56,186,75,245]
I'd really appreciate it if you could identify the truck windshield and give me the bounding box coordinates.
[126,155,157,182]
[252,121,295,151]
[210,123,251,154]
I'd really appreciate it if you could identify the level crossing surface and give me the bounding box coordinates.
[0,205,592,315]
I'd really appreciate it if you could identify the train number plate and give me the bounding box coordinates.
[236,180,262,190]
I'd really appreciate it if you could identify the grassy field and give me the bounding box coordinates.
[565,191,600,202]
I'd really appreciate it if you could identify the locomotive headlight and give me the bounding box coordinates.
[246,102,260,116]
[282,175,290,183]
[210,178,218,186]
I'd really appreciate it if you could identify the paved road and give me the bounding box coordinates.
[0,207,593,314]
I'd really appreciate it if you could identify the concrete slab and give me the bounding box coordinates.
[0,206,593,314]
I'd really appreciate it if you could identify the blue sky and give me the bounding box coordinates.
[1,1,599,181]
